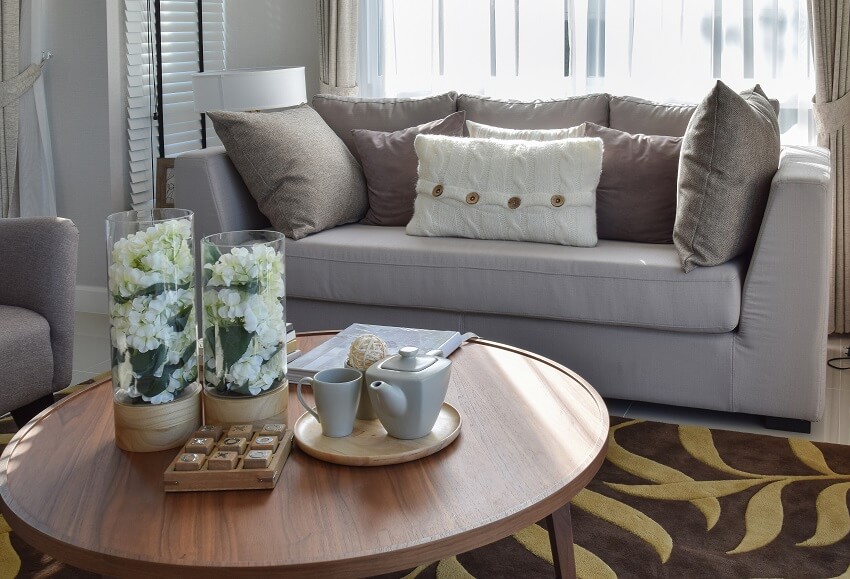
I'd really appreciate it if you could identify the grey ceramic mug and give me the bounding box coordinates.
[297,367,362,437]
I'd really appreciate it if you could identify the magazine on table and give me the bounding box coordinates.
[287,323,477,382]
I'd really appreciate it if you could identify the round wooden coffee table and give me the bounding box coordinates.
[0,333,608,578]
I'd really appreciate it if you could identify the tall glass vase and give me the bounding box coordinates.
[106,209,201,452]
[202,231,287,402]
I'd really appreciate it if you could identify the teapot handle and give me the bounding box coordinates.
[425,349,444,357]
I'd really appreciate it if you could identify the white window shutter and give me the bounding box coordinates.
[125,0,226,209]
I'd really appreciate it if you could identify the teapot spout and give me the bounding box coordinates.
[368,381,407,417]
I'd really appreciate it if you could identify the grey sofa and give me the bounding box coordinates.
[0,217,79,426]
[176,92,831,430]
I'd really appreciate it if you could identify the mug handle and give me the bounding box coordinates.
[297,377,321,423]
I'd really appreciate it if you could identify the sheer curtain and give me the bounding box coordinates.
[359,0,814,143]
[18,0,56,217]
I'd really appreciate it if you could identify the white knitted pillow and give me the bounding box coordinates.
[406,135,603,246]
[466,120,585,141]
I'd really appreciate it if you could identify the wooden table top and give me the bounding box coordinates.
[0,332,609,578]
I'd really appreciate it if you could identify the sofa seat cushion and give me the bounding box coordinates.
[0,306,54,413]
[286,225,744,333]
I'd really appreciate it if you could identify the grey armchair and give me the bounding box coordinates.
[0,217,79,426]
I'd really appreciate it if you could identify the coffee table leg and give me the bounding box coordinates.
[546,503,576,579]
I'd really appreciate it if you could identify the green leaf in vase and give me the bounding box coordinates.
[219,325,255,369]
[130,344,167,376]
[170,305,193,333]
[203,242,222,269]
[135,373,169,398]
[204,327,216,355]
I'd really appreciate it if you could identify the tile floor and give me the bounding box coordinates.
[70,312,850,444]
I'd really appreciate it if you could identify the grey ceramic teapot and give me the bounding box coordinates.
[366,347,452,439]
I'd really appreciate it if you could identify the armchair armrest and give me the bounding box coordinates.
[733,146,831,421]
[173,146,270,240]
[0,217,79,390]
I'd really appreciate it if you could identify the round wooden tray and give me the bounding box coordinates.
[293,403,462,466]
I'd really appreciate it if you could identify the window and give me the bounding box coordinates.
[125,0,225,209]
[359,0,814,144]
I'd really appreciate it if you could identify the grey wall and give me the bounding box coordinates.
[226,0,321,97]
[42,0,125,297]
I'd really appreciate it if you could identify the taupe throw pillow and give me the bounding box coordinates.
[583,123,681,244]
[353,111,466,226]
[208,106,367,240]
[674,82,780,272]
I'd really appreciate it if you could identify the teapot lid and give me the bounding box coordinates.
[382,347,436,372]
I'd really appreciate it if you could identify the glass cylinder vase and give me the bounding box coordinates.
[106,209,198,406]
[106,209,201,452]
[202,231,287,399]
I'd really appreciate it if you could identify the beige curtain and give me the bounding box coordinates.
[809,0,850,333]
[0,0,44,218]
[318,0,359,96]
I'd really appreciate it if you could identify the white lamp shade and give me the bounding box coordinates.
[192,66,307,112]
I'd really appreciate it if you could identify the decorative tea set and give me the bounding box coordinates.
[292,335,462,467]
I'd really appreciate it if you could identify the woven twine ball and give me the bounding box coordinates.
[348,334,388,371]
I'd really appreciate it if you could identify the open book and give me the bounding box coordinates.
[287,323,477,382]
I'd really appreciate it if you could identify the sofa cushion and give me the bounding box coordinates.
[674,82,780,272]
[312,92,458,159]
[584,123,680,243]
[208,106,368,240]
[354,111,466,226]
[457,93,609,130]
[286,225,744,333]
[609,95,697,137]
[407,134,602,247]
[609,94,782,138]
[0,305,54,414]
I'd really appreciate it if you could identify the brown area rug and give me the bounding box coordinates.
[1,376,849,578]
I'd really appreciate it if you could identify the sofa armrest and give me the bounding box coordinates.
[0,217,79,391]
[173,146,270,240]
[733,146,831,421]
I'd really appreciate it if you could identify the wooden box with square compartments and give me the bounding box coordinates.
[163,423,293,492]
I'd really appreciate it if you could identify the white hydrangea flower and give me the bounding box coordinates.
[227,355,263,386]
[108,218,196,404]
[203,242,285,396]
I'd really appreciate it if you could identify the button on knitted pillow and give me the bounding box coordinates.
[406,135,603,246]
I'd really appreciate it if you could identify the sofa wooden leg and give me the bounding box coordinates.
[763,416,811,434]
[10,393,55,428]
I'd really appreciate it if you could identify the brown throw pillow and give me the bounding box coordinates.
[353,111,466,226]
[312,92,458,159]
[208,106,367,240]
[674,82,780,272]
[583,123,681,244]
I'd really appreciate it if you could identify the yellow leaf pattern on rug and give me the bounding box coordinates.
[574,544,617,579]
[512,522,616,579]
[0,515,21,579]
[573,489,672,562]
[678,426,765,478]
[401,563,432,578]
[607,478,765,501]
[789,438,839,475]
[435,556,475,579]
[513,523,553,564]
[607,420,721,530]
[797,482,850,547]
[728,480,793,554]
